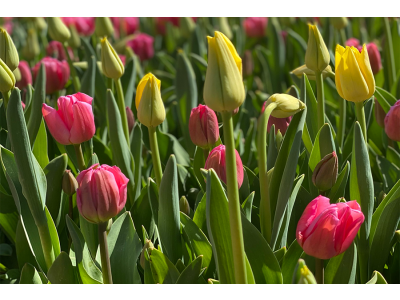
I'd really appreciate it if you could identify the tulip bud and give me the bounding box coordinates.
[242,50,254,78]
[204,31,245,112]
[374,99,386,128]
[276,129,283,149]
[291,64,334,80]
[312,152,338,191]
[243,17,268,38]
[13,66,21,82]
[126,33,154,61]
[180,17,196,38]
[34,17,47,31]
[293,259,317,284]
[47,17,71,43]
[95,17,114,38]
[22,29,40,60]
[364,43,382,75]
[179,196,191,216]
[189,104,219,149]
[140,239,154,269]
[101,37,124,79]
[330,17,348,30]
[135,73,166,127]
[68,24,81,48]
[384,100,400,142]
[62,170,78,196]
[395,230,400,244]
[0,57,15,93]
[305,24,330,73]
[345,38,360,48]
[264,93,306,118]
[32,57,70,95]
[218,17,233,40]
[0,27,19,71]
[126,106,135,134]
[15,61,32,90]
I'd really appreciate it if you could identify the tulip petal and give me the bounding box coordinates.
[69,101,95,144]
[335,45,345,98]
[355,44,375,99]
[74,92,93,105]
[57,96,75,130]
[77,168,100,223]
[42,103,71,145]
[217,31,242,75]
[103,165,129,210]
[94,169,120,223]
[135,73,160,109]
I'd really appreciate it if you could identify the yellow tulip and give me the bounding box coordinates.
[330,17,348,30]
[47,17,71,43]
[264,93,306,118]
[0,27,19,71]
[101,37,124,79]
[0,57,15,93]
[335,44,375,103]
[305,24,330,73]
[135,73,166,127]
[204,31,245,112]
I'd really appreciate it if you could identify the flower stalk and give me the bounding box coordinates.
[98,221,113,284]
[148,126,163,188]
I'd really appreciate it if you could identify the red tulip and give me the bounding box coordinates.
[127,33,154,61]
[76,164,129,224]
[243,17,268,38]
[110,17,139,38]
[384,100,400,141]
[62,17,95,36]
[32,57,70,94]
[156,17,180,35]
[189,104,219,149]
[42,93,95,145]
[15,61,32,89]
[296,195,364,259]
[205,145,244,188]
[356,42,382,74]
[126,106,135,134]
[262,101,292,134]
[345,38,360,48]
[46,41,74,61]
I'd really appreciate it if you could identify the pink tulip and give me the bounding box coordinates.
[243,17,268,38]
[156,17,180,35]
[62,17,95,36]
[32,57,70,94]
[205,145,244,188]
[126,106,135,134]
[42,93,95,145]
[262,102,292,134]
[46,41,74,61]
[296,196,364,259]
[110,17,139,38]
[365,43,382,75]
[189,104,219,149]
[384,100,400,141]
[15,61,32,89]
[76,164,129,224]
[126,33,154,61]
[345,38,360,48]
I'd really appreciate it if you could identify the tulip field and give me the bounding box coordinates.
[1,16,400,285]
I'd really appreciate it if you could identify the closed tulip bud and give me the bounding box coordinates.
[179,196,191,216]
[0,27,19,71]
[364,43,382,75]
[95,17,114,38]
[32,57,70,94]
[335,44,375,103]
[22,29,40,61]
[68,24,81,48]
[0,57,15,93]
[312,152,338,191]
[140,239,154,269]
[62,170,78,196]
[291,64,334,80]
[218,17,233,40]
[345,37,360,48]
[205,145,244,188]
[15,61,32,90]
[276,130,283,149]
[395,230,400,243]
[374,99,386,128]
[76,164,129,224]
[126,33,154,61]
[261,101,292,135]
[126,106,135,134]
[384,100,400,142]
[101,37,124,79]
[46,41,73,61]
[296,195,364,259]
[34,17,47,31]
[180,17,196,38]
[242,50,253,78]
[264,93,306,118]
[330,17,348,30]
[243,17,268,38]
[293,259,317,284]
[204,31,245,112]
[47,17,71,43]
[189,104,219,149]
[305,24,330,73]
[42,93,95,145]
[135,73,165,127]
[13,66,21,81]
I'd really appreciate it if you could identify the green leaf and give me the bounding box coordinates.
[376,87,396,106]
[366,271,388,284]
[325,243,357,284]
[19,263,42,284]
[121,57,137,108]
[131,123,143,201]
[328,161,350,202]
[193,147,206,192]
[32,119,49,169]
[302,75,318,141]
[79,215,98,258]
[47,252,78,284]
[45,207,60,258]
[150,248,180,284]
[374,88,392,113]
[0,192,18,244]
[81,55,96,98]
[241,192,254,222]
[281,239,304,284]
[175,255,203,284]
[131,185,154,240]
[267,125,278,171]
[308,123,336,172]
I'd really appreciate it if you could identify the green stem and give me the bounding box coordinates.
[148,126,163,188]
[114,78,130,145]
[221,111,247,284]
[315,258,324,284]
[68,195,73,220]
[2,90,11,110]
[339,28,347,46]
[384,17,396,88]
[316,70,325,129]
[358,226,369,284]
[355,101,367,143]
[257,103,277,243]
[63,43,81,92]
[73,144,86,172]
[203,148,210,161]
[337,98,346,150]
[98,222,113,284]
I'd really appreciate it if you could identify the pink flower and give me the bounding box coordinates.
[205,145,244,188]
[126,106,135,134]
[46,41,74,61]
[296,196,364,259]
[156,17,180,35]
[364,43,382,75]
[61,17,95,36]
[243,17,268,38]
[110,17,139,38]
[42,93,95,145]
[32,57,70,94]
[345,38,360,48]
[127,33,154,61]
[384,100,400,141]
[15,61,32,89]
[76,164,129,224]
[262,102,292,134]
[189,104,219,149]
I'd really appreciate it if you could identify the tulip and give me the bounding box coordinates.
[46,41,74,61]
[32,57,70,94]
[261,101,292,134]
[126,106,135,134]
[126,33,154,61]
[34,17,47,32]
[22,29,40,61]
[345,38,360,48]
[0,27,19,71]
[180,17,196,38]
[312,152,338,191]
[305,24,330,73]
[15,61,32,89]
[293,259,317,284]
[204,145,244,188]
[13,66,20,82]
[374,99,386,128]
[67,24,81,48]
[95,17,114,38]
[335,44,375,103]
[357,43,382,75]
[62,170,78,196]
[156,17,180,35]
[204,31,245,112]
[140,239,154,269]
[0,57,15,93]
[330,17,348,30]
[296,195,365,259]
[384,100,400,141]
[135,73,165,127]
[42,93,95,145]
[76,163,129,224]
[110,17,139,38]
[47,17,71,43]
[62,17,95,36]
[179,196,191,216]
[291,64,334,80]
[189,104,219,149]
[101,37,124,79]
[263,93,306,118]
[243,17,268,38]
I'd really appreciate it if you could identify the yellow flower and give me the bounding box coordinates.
[135,73,166,127]
[204,31,245,112]
[305,24,330,73]
[0,57,15,93]
[264,93,306,118]
[47,17,71,43]
[335,44,375,103]
[291,64,334,80]
[101,37,124,79]
[0,27,19,71]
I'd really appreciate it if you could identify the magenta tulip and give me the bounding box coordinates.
[345,38,360,48]
[296,196,364,259]
[126,106,135,134]
[189,104,219,149]
[15,61,32,89]
[384,100,400,141]
[76,164,129,224]
[126,33,154,61]
[46,41,74,61]
[110,17,139,38]
[205,145,244,188]
[42,93,95,145]
[261,101,292,134]
[356,42,382,74]
[32,57,70,94]
[62,17,95,36]
[243,17,268,38]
